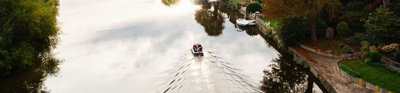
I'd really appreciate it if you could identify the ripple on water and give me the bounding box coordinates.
[161,50,262,93]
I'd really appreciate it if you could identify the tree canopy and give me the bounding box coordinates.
[0,0,60,76]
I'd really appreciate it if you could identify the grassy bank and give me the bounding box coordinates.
[339,59,400,92]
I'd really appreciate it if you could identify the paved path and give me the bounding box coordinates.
[293,47,370,93]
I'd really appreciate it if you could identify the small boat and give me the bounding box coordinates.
[247,20,256,26]
[192,43,204,56]
[236,18,248,26]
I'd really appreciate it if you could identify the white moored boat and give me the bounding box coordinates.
[236,18,248,26]
[247,20,256,26]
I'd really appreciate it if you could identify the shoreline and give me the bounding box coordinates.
[253,16,370,93]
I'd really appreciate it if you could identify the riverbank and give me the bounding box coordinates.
[253,17,370,93]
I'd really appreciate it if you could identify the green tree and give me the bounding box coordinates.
[262,0,343,41]
[0,0,59,76]
[246,2,262,13]
[364,6,400,44]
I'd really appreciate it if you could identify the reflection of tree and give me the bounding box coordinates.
[195,2,225,36]
[219,6,241,25]
[0,51,60,92]
[245,27,259,36]
[161,0,181,7]
[260,54,308,92]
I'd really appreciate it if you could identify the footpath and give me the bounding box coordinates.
[290,47,369,93]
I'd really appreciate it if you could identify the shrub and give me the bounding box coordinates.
[278,17,310,47]
[382,43,399,53]
[361,41,369,54]
[316,19,328,38]
[364,6,400,44]
[337,21,352,37]
[246,2,262,13]
[338,45,351,54]
[361,52,369,62]
[339,65,361,77]
[364,58,372,64]
[346,35,361,45]
[394,49,400,62]
[369,50,381,63]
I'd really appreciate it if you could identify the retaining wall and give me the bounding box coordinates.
[299,44,346,59]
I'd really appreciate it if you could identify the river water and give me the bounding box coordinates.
[0,0,326,93]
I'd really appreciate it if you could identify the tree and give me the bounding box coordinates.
[364,6,400,44]
[0,0,60,76]
[195,2,225,36]
[161,0,180,7]
[246,2,262,13]
[262,0,343,41]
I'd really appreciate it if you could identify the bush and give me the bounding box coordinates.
[339,65,361,77]
[361,41,369,53]
[338,45,351,54]
[369,50,381,63]
[361,52,369,62]
[364,58,372,64]
[364,6,400,44]
[394,49,400,62]
[246,2,262,13]
[278,17,310,47]
[345,35,361,45]
[382,43,399,53]
[337,21,352,37]
[316,19,328,38]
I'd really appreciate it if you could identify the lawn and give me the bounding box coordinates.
[262,19,276,27]
[339,59,400,92]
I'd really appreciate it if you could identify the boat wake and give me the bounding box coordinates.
[160,50,262,93]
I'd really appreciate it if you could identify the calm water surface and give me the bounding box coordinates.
[0,0,326,93]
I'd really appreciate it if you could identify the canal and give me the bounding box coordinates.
[0,0,326,92]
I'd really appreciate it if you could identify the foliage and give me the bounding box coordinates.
[224,0,247,10]
[246,2,262,13]
[381,43,399,53]
[364,58,372,64]
[395,49,400,62]
[339,59,400,92]
[339,64,360,77]
[339,0,370,33]
[316,19,328,38]
[195,4,225,36]
[277,17,310,47]
[364,6,400,44]
[369,49,381,63]
[345,34,362,45]
[0,0,59,76]
[361,52,369,62]
[338,44,351,54]
[361,41,370,53]
[337,21,352,37]
[161,0,180,7]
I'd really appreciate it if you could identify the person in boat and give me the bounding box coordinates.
[192,44,203,56]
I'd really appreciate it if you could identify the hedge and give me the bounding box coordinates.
[339,65,361,77]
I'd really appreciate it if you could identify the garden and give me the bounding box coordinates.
[339,59,400,92]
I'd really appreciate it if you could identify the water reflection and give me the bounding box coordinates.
[0,52,61,93]
[260,54,308,92]
[162,0,181,7]
[162,51,262,93]
[194,1,225,36]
